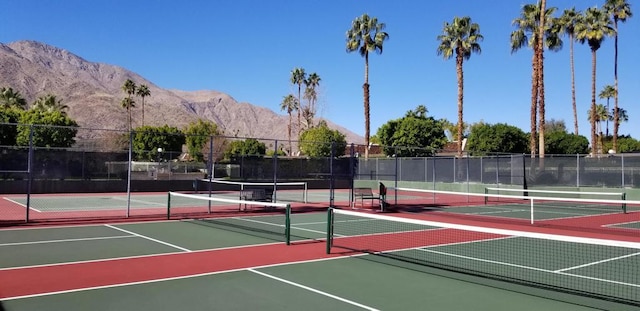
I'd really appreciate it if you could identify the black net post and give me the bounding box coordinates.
[25,125,33,223]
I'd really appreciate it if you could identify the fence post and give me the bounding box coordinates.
[273,140,278,203]
[621,154,625,188]
[576,153,580,188]
[26,125,34,223]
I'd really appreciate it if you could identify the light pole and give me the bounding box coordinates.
[156,147,163,180]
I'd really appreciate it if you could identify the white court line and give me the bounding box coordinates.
[248,269,379,311]
[1,255,348,301]
[555,252,640,273]
[111,196,165,206]
[0,235,134,247]
[3,197,41,212]
[104,224,191,252]
[416,245,640,288]
[2,197,26,207]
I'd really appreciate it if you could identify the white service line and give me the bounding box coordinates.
[248,269,380,311]
[0,235,134,247]
[555,251,640,273]
[104,224,191,252]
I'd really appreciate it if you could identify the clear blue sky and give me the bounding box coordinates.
[2,0,638,141]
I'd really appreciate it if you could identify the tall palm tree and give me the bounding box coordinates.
[32,94,69,115]
[557,8,583,136]
[280,94,298,156]
[603,0,633,153]
[346,13,389,158]
[0,87,27,109]
[136,84,150,127]
[575,7,614,154]
[290,68,306,136]
[437,16,483,157]
[121,79,137,131]
[510,2,560,157]
[598,84,616,136]
[303,72,321,127]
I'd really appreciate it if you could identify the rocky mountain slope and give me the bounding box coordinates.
[0,40,363,145]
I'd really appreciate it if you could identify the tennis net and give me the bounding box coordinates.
[326,208,640,308]
[394,187,634,223]
[167,192,291,244]
[194,179,308,203]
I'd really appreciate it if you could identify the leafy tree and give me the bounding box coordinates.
[184,119,221,162]
[32,94,69,115]
[121,79,137,131]
[603,0,633,153]
[280,94,297,156]
[0,87,27,109]
[575,7,615,154]
[544,118,567,133]
[511,2,561,157]
[611,136,640,153]
[467,123,528,155]
[299,122,347,157]
[223,138,267,159]
[16,110,79,147]
[346,13,389,158]
[376,106,447,157]
[132,125,184,161]
[437,16,483,157]
[0,107,24,145]
[136,84,151,126]
[558,7,583,135]
[544,131,589,154]
[290,67,306,136]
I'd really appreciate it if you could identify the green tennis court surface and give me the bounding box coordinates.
[2,210,638,310]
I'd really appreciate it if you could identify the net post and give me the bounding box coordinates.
[167,192,171,220]
[530,198,534,225]
[484,188,488,205]
[304,182,308,203]
[622,192,627,214]
[326,208,334,254]
[285,204,291,245]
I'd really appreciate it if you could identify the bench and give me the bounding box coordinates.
[353,183,388,211]
[239,189,274,211]
[354,187,381,207]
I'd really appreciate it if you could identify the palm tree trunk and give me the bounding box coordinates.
[590,50,598,154]
[364,53,370,159]
[530,51,539,157]
[141,99,145,127]
[456,51,464,158]
[297,85,302,140]
[537,0,546,159]
[288,112,292,156]
[613,20,619,153]
[570,36,578,135]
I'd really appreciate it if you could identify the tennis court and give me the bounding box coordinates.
[1,203,639,311]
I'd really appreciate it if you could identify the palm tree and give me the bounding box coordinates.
[588,104,610,153]
[510,2,560,157]
[290,68,306,136]
[32,94,69,115]
[280,94,298,156]
[575,7,614,154]
[303,72,321,127]
[598,84,616,136]
[121,79,137,132]
[603,0,633,153]
[437,16,483,158]
[136,84,150,127]
[610,107,629,135]
[346,13,389,158]
[0,87,27,109]
[557,7,583,135]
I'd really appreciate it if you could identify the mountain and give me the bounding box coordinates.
[0,40,364,145]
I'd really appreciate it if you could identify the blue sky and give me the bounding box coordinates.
[2,0,638,141]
